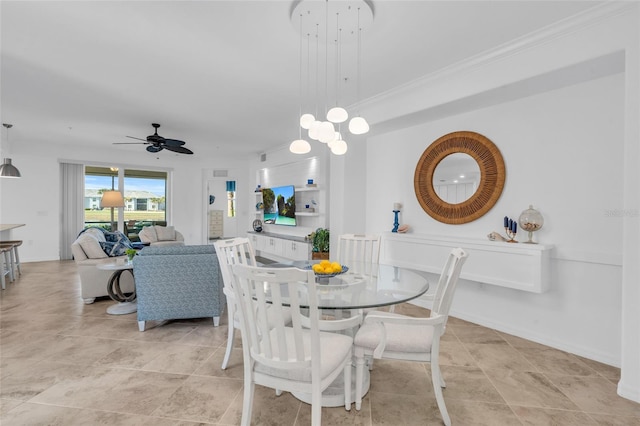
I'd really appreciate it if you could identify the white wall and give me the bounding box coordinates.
[368,73,623,364]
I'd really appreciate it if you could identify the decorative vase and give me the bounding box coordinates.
[312,252,330,260]
[518,205,544,244]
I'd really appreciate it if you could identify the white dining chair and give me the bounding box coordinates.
[231,264,353,426]
[335,233,381,276]
[213,237,259,370]
[352,247,468,426]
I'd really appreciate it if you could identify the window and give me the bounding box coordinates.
[84,166,167,240]
[226,180,236,218]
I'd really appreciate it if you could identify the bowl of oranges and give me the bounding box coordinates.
[307,260,348,277]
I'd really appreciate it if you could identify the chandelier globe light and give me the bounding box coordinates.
[290,0,373,154]
[348,116,369,135]
[290,139,311,154]
[300,113,315,129]
[327,106,348,123]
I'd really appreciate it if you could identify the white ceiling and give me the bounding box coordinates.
[1,1,601,159]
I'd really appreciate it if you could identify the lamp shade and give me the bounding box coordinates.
[348,116,370,135]
[300,113,315,130]
[290,139,311,154]
[100,190,125,208]
[317,121,336,143]
[0,158,21,178]
[327,107,348,124]
[331,139,348,155]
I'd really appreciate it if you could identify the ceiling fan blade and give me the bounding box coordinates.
[164,145,193,155]
[146,145,163,153]
[126,135,147,142]
[164,138,186,147]
[113,142,147,145]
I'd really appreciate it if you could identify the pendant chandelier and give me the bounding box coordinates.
[290,0,373,156]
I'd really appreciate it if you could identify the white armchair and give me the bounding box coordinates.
[138,225,184,246]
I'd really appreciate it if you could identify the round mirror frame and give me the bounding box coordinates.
[414,131,505,224]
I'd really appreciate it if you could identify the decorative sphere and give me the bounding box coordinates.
[300,113,315,129]
[308,120,321,140]
[327,107,348,123]
[289,139,311,154]
[331,139,348,155]
[349,116,370,135]
[318,121,336,143]
[518,205,544,232]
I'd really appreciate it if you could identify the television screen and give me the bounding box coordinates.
[262,185,296,226]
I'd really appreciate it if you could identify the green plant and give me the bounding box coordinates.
[125,248,137,260]
[311,228,330,253]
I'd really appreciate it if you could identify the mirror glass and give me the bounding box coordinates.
[432,153,480,204]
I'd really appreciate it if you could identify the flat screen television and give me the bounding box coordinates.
[262,185,296,226]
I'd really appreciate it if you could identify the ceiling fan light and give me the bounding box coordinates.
[308,120,321,140]
[317,121,336,143]
[300,113,315,130]
[349,116,370,135]
[327,107,348,123]
[0,158,21,178]
[331,139,348,155]
[289,139,311,154]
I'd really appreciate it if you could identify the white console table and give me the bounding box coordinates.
[382,232,554,293]
[247,231,312,262]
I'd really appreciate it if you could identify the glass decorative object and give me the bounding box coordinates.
[518,205,544,244]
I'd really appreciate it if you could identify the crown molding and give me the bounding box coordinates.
[359,1,635,111]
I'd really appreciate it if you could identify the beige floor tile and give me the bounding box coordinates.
[151,374,242,423]
[439,340,478,367]
[520,347,600,377]
[496,330,559,350]
[440,365,505,404]
[484,369,580,410]
[368,359,431,396]
[220,383,303,426]
[465,342,537,372]
[194,347,245,379]
[141,343,216,375]
[0,398,23,415]
[175,321,230,347]
[296,395,372,425]
[369,391,445,425]
[546,374,640,418]
[446,400,522,426]
[576,355,622,381]
[0,360,94,400]
[511,405,598,425]
[94,339,168,369]
[588,412,640,425]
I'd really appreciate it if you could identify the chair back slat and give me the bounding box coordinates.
[431,248,468,325]
[214,238,257,292]
[232,264,318,369]
[336,234,381,275]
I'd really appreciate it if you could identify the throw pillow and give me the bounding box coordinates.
[156,226,176,241]
[141,226,158,242]
[100,241,131,257]
[105,230,132,245]
[77,234,108,259]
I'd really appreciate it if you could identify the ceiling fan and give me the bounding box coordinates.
[115,123,194,154]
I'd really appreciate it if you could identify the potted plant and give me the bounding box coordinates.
[310,228,330,260]
[125,248,137,262]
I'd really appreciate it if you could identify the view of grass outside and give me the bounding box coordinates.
[84,210,166,222]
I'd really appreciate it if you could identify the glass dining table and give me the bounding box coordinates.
[266,261,430,406]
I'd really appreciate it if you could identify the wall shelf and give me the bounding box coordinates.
[381,232,554,293]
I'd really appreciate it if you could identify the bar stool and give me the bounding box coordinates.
[1,245,13,290]
[0,240,21,279]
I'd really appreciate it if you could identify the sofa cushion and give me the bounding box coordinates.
[77,234,108,259]
[141,226,158,242]
[156,225,176,241]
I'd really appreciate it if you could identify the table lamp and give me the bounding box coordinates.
[101,190,125,231]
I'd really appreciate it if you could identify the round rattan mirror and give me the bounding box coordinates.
[414,131,505,224]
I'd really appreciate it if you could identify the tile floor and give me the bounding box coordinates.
[1,260,640,425]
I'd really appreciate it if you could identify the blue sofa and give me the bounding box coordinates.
[133,245,225,331]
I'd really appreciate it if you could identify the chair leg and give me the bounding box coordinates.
[138,321,146,331]
[213,316,220,327]
[221,326,235,370]
[431,360,451,426]
[240,379,255,426]
[354,356,365,411]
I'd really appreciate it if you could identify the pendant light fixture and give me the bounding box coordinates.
[0,124,22,178]
[290,13,311,154]
[348,6,370,135]
[290,0,373,154]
